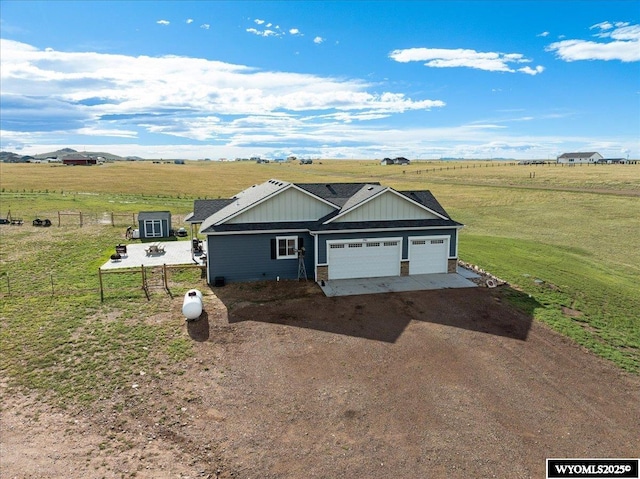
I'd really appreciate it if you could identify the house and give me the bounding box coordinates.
[188,179,463,284]
[597,158,626,164]
[62,154,97,166]
[381,157,411,165]
[556,152,603,164]
[137,211,172,239]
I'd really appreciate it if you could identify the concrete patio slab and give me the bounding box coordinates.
[318,272,477,297]
[100,240,207,270]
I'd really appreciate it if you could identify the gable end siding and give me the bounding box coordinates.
[334,191,439,222]
[227,187,336,224]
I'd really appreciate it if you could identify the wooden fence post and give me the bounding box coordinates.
[98,268,104,302]
[163,264,169,291]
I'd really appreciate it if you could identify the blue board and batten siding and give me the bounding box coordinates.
[316,228,458,264]
[206,233,315,283]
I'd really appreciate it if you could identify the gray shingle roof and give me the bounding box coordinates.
[138,210,171,221]
[187,199,234,223]
[558,152,599,158]
[196,179,461,234]
[398,190,450,219]
[296,182,380,207]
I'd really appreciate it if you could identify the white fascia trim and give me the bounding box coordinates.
[311,225,462,235]
[203,228,310,236]
[323,187,389,224]
[215,183,338,226]
[390,189,449,220]
[289,183,341,209]
[323,187,448,224]
[213,182,290,226]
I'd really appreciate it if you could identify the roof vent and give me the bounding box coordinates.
[367,186,374,191]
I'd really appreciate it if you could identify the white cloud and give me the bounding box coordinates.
[201,24,210,30]
[547,22,640,62]
[537,31,550,37]
[314,36,324,44]
[0,39,444,145]
[518,65,545,75]
[389,47,544,74]
[157,20,170,26]
[186,19,194,24]
[246,27,280,37]
[76,126,138,138]
[254,19,265,25]
[289,28,301,35]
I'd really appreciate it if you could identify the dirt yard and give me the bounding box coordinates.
[2,282,639,479]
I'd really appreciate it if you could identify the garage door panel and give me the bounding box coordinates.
[409,237,449,274]
[328,239,401,280]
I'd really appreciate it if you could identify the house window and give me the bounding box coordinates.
[144,219,163,237]
[276,236,298,259]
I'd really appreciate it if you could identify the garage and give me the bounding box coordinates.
[327,238,401,280]
[408,236,450,274]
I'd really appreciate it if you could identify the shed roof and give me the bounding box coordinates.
[138,210,171,221]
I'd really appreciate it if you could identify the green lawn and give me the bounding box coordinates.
[1,160,638,406]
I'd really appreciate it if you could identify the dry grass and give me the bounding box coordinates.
[2,160,638,199]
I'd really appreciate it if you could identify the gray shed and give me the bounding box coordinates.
[138,211,172,239]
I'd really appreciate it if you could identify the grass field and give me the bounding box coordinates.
[1,159,638,407]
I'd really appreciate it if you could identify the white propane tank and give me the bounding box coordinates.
[182,289,203,320]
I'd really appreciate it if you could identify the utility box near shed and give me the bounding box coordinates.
[138,211,172,239]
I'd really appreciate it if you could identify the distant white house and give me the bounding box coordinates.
[381,157,411,165]
[556,152,603,164]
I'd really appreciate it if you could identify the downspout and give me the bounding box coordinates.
[310,231,318,281]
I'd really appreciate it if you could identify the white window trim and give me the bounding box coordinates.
[276,236,298,260]
[144,219,163,238]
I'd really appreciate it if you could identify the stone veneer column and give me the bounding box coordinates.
[400,261,409,276]
[317,265,328,282]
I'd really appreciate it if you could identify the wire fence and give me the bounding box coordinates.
[404,160,639,175]
[1,211,189,228]
[0,263,206,301]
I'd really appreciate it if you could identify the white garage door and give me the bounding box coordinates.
[408,236,449,274]
[328,238,401,280]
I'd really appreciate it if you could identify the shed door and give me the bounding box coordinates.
[144,219,163,238]
[408,236,449,274]
[327,239,401,280]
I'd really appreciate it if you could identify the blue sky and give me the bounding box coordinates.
[1,1,638,159]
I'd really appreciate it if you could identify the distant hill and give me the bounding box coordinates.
[0,151,33,163]
[32,148,133,161]
[0,148,146,162]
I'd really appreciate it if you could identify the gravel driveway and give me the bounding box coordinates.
[2,281,638,479]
